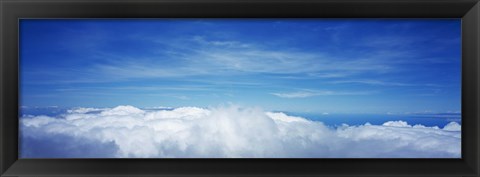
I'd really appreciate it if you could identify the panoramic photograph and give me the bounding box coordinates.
[19,19,461,158]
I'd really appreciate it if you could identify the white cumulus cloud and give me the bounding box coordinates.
[20,105,461,158]
[443,122,461,131]
[382,120,411,127]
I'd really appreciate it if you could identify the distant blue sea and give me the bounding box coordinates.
[20,107,68,117]
[19,106,460,128]
[289,112,461,127]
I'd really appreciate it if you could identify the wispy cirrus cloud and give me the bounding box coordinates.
[330,79,413,86]
[271,89,374,98]
[330,79,446,88]
[192,35,252,48]
[85,36,398,83]
[23,33,419,85]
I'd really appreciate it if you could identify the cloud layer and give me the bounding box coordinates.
[20,105,461,158]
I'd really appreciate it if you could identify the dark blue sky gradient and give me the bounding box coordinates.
[20,19,461,114]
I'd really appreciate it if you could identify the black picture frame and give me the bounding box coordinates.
[1,0,479,176]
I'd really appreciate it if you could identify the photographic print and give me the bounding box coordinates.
[19,19,461,158]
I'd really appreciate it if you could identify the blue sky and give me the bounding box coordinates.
[19,19,461,114]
